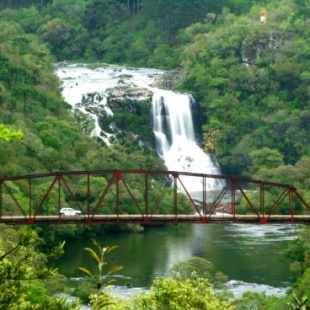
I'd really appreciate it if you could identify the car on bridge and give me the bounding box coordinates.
[59,208,82,216]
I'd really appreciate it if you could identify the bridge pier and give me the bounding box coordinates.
[201,217,209,224]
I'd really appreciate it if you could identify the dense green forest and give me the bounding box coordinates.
[1,0,310,193]
[1,0,310,308]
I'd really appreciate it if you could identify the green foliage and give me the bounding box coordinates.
[0,225,78,309]
[291,270,310,306]
[0,0,259,67]
[168,256,228,289]
[111,111,153,141]
[79,239,123,308]
[3,0,310,193]
[104,277,235,310]
[0,124,23,141]
[249,147,284,174]
[280,226,310,309]
[176,1,310,178]
[3,1,310,308]
[281,227,310,308]
[288,292,309,310]
[145,277,234,310]
[233,291,289,310]
[151,278,233,309]
[283,227,310,277]
[1,4,310,305]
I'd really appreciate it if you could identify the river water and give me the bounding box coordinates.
[57,223,303,298]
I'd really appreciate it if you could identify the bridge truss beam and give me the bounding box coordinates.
[0,170,309,225]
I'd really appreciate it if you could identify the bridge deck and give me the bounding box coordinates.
[1,214,310,225]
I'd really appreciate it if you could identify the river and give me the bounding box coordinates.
[56,223,303,298]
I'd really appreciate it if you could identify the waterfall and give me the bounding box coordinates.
[151,89,223,191]
[56,64,223,192]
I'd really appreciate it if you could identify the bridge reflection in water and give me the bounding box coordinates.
[0,170,310,225]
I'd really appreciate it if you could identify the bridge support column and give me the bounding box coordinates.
[201,217,209,224]
[85,217,93,224]
[142,216,151,225]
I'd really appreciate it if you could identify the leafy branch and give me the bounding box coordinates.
[79,239,123,309]
[0,124,23,141]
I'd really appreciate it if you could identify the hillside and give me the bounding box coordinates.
[1,1,310,201]
[1,1,309,194]
[177,1,310,187]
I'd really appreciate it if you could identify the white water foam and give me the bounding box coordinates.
[152,89,222,190]
[226,280,289,298]
[223,224,304,244]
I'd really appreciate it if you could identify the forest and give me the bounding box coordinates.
[1,0,310,308]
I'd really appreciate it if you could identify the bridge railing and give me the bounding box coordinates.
[0,170,310,225]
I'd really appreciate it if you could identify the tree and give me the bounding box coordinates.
[0,124,23,141]
[249,147,284,175]
[294,0,310,30]
[233,291,288,310]
[0,224,80,309]
[283,227,310,308]
[289,271,310,308]
[150,277,234,310]
[203,128,222,156]
[40,18,75,59]
[168,256,228,289]
[283,227,310,278]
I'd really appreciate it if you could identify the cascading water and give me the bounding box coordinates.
[56,64,223,192]
[151,89,223,191]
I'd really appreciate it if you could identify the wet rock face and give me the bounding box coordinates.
[241,33,283,65]
[103,86,155,145]
[190,96,204,142]
[73,86,155,146]
[106,86,153,114]
[152,69,181,90]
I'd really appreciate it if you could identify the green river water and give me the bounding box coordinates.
[56,224,303,297]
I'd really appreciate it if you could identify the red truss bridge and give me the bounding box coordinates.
[0,169,310,225]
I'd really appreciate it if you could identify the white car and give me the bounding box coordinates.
[60,208,82,216]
